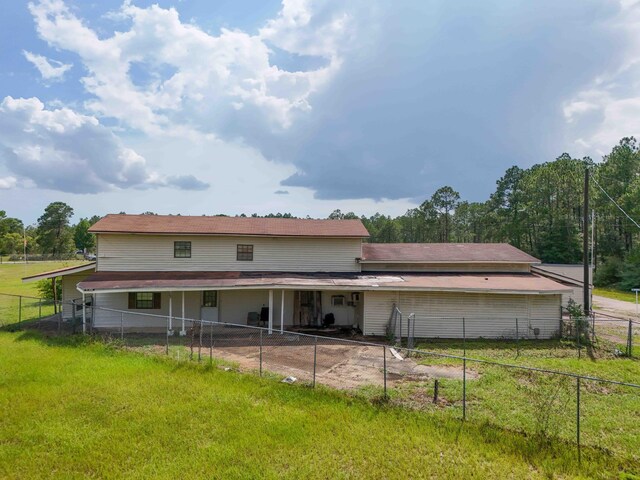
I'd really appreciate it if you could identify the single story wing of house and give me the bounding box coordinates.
[23,214,572,339]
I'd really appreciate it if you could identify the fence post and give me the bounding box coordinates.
[190,322,195,361]
[383,345,387,398]
[165,316,169,356]
[18,295,22,326]
[198,321,203,362]
[462,357,467,421]
[462,317,466,357]
[576,376,581,463]
[515,318,520,357]
[313,335,317,388]
[38,298,42,320]
[628,320,633,357]
[71,300,77,334]
[259,329,263,377]
[576,316,581,359]
[120,312,124,341]
[209,322,213,362]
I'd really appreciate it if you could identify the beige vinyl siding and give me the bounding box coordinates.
[560,286,584,308]
[97,234,362,272]
[94,289,294,330]
[363,291,561,339]
[61,272,92,319]
[362,291,397,336]
[92,288,365,330]
[93,290,201,330]
[220,290,277,325]
[360,262,530,273]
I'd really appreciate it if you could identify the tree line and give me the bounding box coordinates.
[2,137,639,289]
[0,203,100,260]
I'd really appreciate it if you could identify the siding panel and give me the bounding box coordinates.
[361,263,530,273]
[61,272,92,319]
[364,291,561,339]
[97,234,362,272]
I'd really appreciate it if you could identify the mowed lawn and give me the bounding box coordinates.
[1,332,639,480]
[0,261,86,326]
[594,287,638,303]
[0,264,639,478]
[0,260,86,296]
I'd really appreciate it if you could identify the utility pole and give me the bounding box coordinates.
[583,166,590,316]
[591,210,595,269]
[23,226,27,264]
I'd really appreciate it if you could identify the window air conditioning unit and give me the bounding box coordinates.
[331,295,346,307]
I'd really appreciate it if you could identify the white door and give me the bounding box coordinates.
[201,290,219,322]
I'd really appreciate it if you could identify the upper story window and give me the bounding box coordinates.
[237,244,253,261]
[174,241,191,258]
[128,292,161,309]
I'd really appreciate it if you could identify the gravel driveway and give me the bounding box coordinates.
[593,295,639,318]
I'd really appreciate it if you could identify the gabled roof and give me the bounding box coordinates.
[361,243,540,264]
[89,214,369,238]
[22,262,96,283]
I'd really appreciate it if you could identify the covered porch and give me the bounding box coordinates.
[86,288,365,334]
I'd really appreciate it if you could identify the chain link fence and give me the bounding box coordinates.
[1,296,639,462]
[388,308,638,360]
[0,292,60,330]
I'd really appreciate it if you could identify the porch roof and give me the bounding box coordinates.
[76,270,571,295]
[22,262,96,283]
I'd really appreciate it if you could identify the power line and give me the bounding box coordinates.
[590,174,640,231]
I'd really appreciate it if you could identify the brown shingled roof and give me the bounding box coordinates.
[361,243,540,263]
[89,214,369,238]
[77,270,568,294]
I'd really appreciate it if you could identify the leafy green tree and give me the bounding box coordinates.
[36,279,62,301]
[37,202,74,256]
[74,218,95,252]
[619,247,640,290]
[431,186,460,242]
[1,233,23,255]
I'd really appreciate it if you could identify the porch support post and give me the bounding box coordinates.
[181,291,186,336]
[82,291,86,334]
[168,292,173,334]
[268,289,274,334]
[280,290,285,334]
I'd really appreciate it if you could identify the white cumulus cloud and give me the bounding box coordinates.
[0,96,209,193]
[27,0,349,135]
[0,176,18,189]
[562,1,640,156]
[23,50,72,81]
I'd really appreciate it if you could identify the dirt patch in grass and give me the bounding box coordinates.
[208,342,477,390]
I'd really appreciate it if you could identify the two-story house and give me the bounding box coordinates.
[25,214,570,338]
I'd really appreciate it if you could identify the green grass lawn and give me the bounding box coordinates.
[1,265,639,478]
[0,260,86,296]
[1,331,639,479]
[594,287,639,303]
[0,260,86,326]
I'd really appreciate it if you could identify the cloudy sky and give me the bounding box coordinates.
[1,0,639,224]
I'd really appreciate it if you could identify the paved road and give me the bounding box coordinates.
[593,295,639,318]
